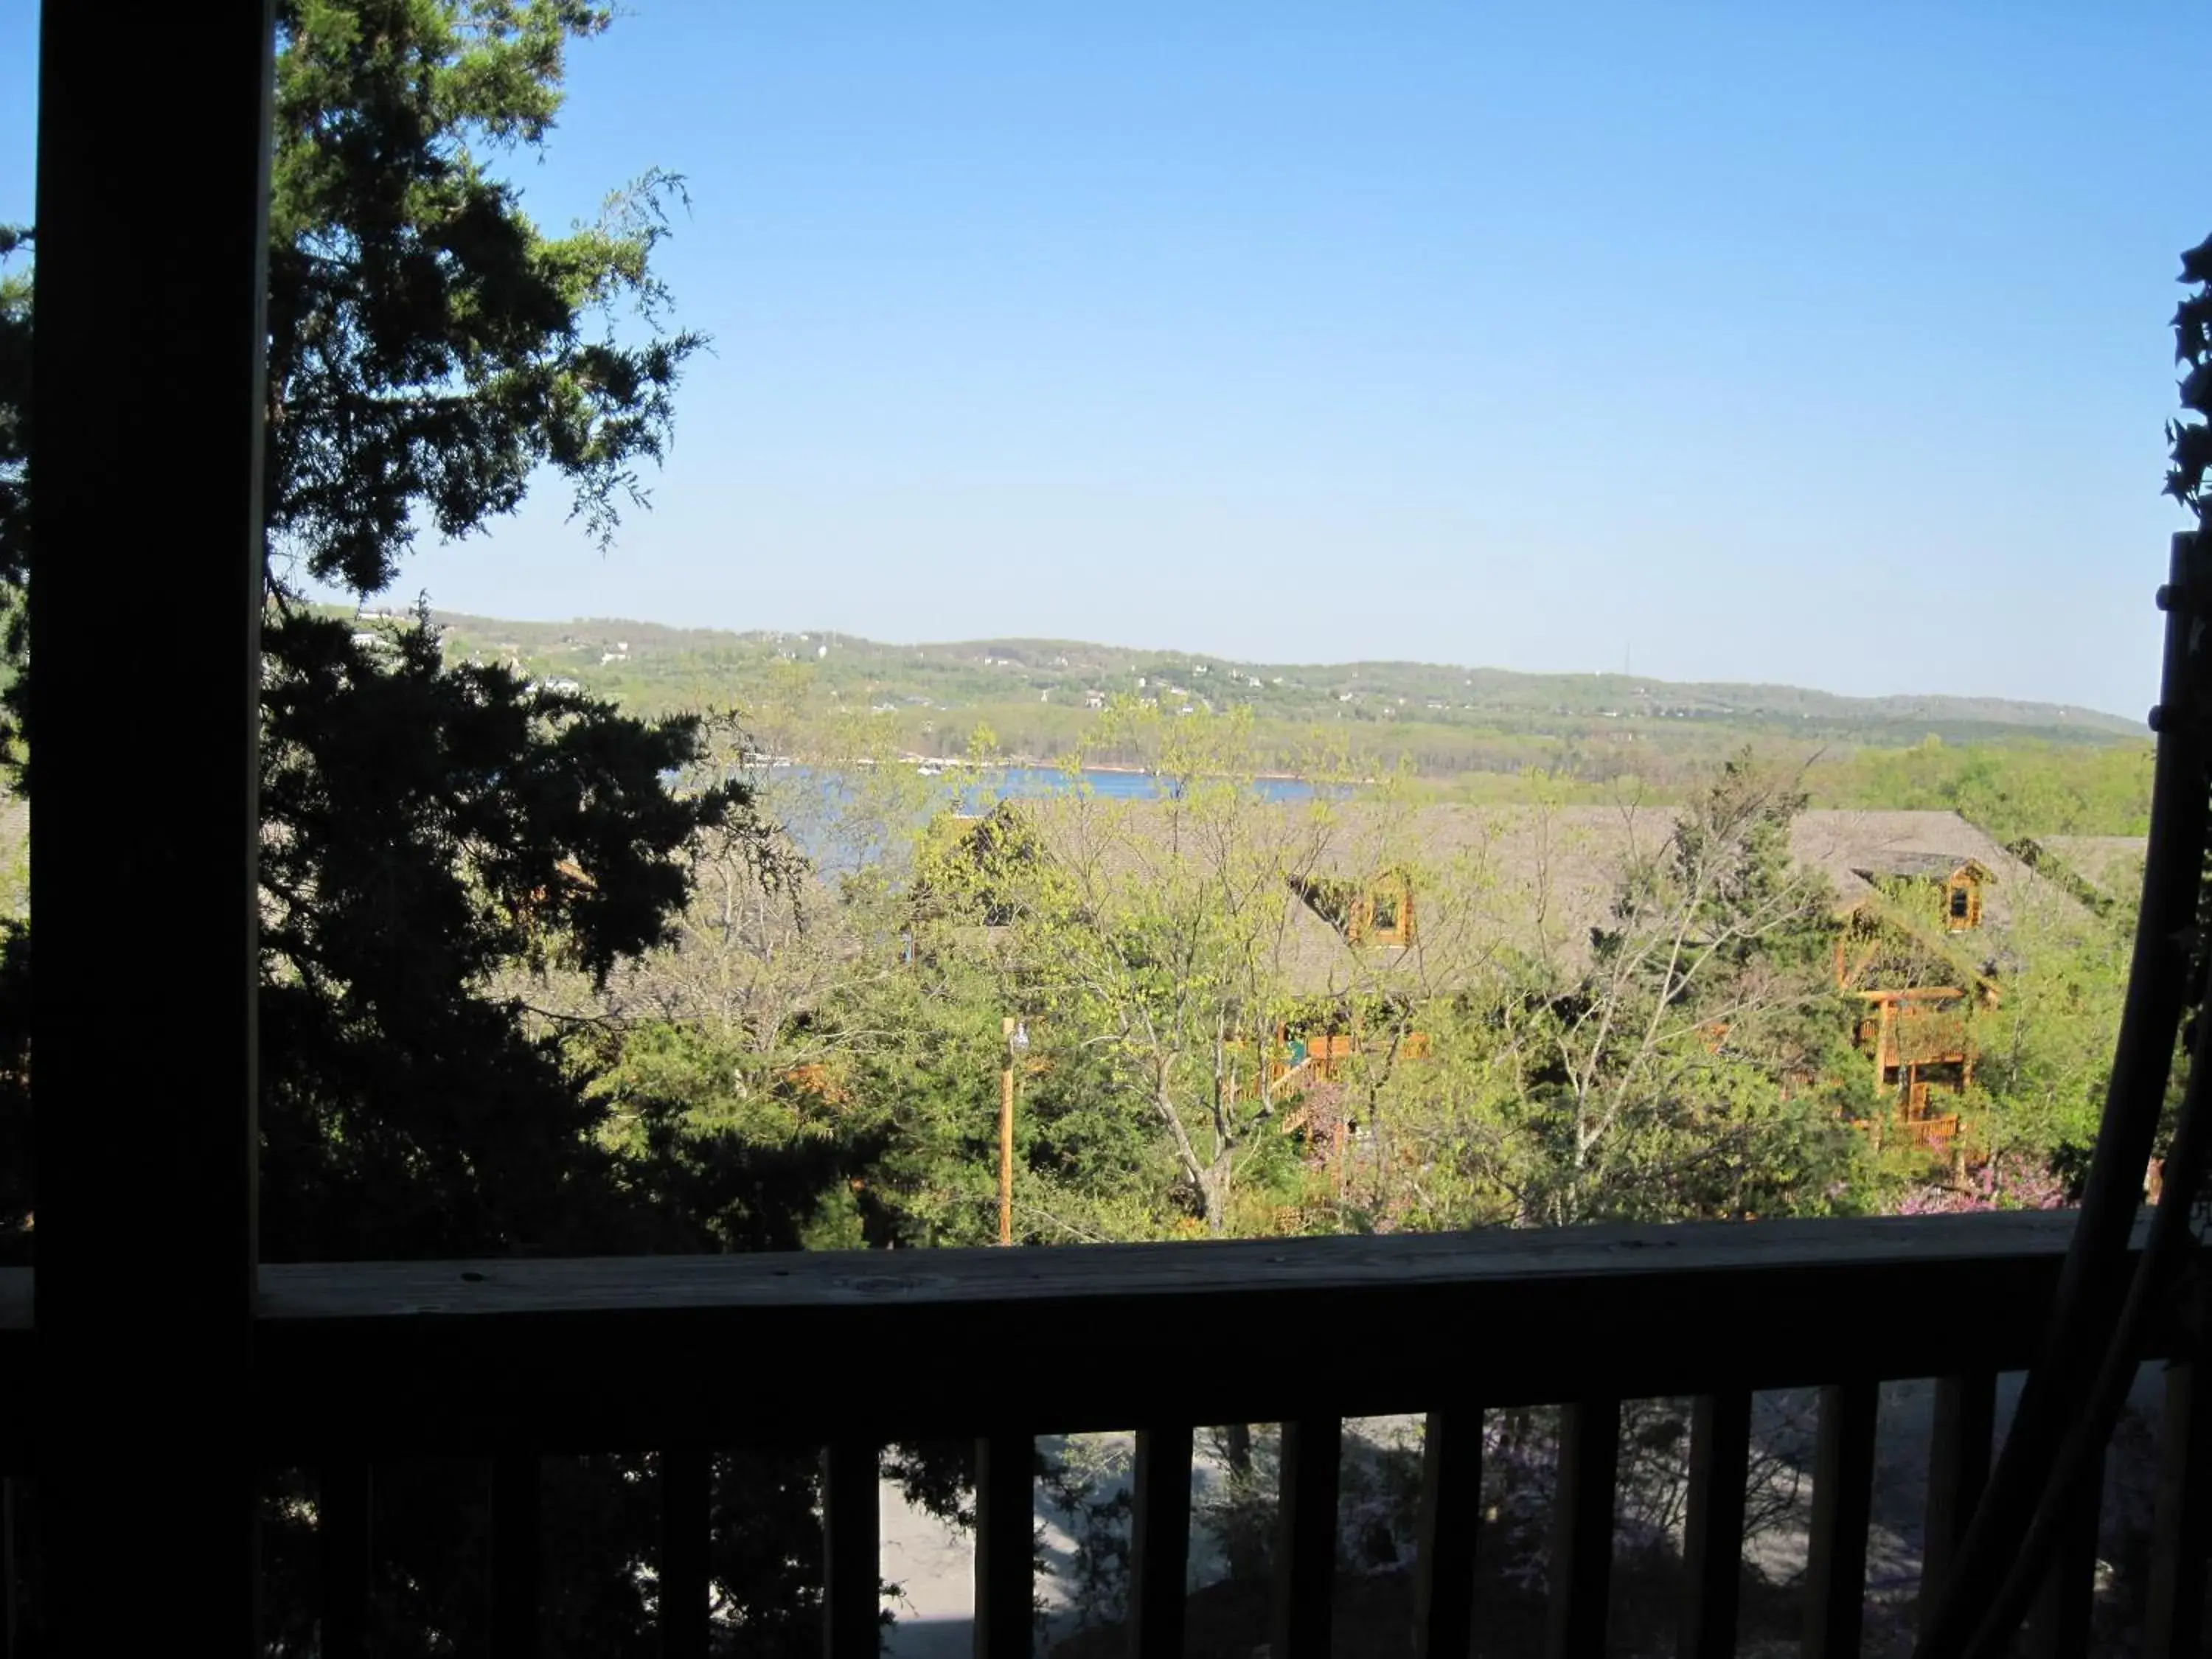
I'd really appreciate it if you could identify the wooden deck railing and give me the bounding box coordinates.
[1,1209,2204,1659]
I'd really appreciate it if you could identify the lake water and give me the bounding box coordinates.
[966,766,1317,803]
[720,765,1321,869]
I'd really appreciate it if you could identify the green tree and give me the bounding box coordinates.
[1464,755,1864,1225]
[0,4,869,1653]
[236,0,745,1260]
[936,709,1331,1234]
[1965,852,2138,1175]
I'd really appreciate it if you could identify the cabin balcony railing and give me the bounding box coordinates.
[0,1209,2203,1659]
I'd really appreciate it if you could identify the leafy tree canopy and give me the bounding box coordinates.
[1,0,742,1262]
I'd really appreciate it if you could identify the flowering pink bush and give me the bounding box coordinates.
[1893,1152,2070,1215]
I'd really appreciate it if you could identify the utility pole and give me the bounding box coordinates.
[1000,1018,1028,1245]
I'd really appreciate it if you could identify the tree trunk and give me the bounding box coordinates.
[1199,1163,1228,1235]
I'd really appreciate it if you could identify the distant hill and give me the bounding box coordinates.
[343,607,2146,776]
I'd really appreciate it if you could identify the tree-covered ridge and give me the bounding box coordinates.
[403,607,2144,765]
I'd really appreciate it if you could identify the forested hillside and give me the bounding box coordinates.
[388,607,2143,781]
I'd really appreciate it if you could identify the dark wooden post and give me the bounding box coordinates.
[1271,1417,1341,1659]
[1546,1399,1620,1659]
[29,2,274,1652]
[1413,1407,1483,1659]
[1919,1373,1994,1641]
[823,1440,881,1659]
[974,1433,1033,1659]
[659,1446,712,1659]
[2147,1352,2212,1659]
[490,1453,543,1659]
[1803,1382,1878,1659]
[1127,1425,1192,1659]
[319,1460,372,1659]
[1678,1391,1750,1659]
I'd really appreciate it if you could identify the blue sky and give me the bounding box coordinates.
[3,4,2204,714]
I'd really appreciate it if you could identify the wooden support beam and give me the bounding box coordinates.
[1271,1418,1340,1659]
[29,3,274,1651]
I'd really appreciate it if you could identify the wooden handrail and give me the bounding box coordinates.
[0,1211,2179,1466]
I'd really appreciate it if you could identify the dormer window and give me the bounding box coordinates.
[1354,872,1415,947]
[1293,869,1416,947]
[1944,870,1982,931]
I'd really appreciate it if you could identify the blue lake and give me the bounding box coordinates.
[962,766,1317,804]
[705,765,1324,869]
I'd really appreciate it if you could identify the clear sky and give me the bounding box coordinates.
[3,4,2205,715]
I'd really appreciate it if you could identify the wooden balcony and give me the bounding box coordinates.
[2,1210,2205,1658]
[17,8,2212,1659]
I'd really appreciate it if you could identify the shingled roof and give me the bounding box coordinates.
[1784,810,2030,928]
[2032,835,2148,902]
[984,799,2074,998]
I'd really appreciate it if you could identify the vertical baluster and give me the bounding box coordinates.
[1803,1382,1877,1659]
[1270,1418,1340,1659]
[1678,1392,1750,1659]
[1413,1408,1483,1659]
[2026,1444,2105,1659]
[823,1439,882,1659]
[320,1459,372,1659]
[490,1452,543,1659]
[1545,1399,1620,1659]
[974,1433,1033,1659]
[1918,1372,1994,1641]
[1127,1426,1192,1659]
[2149,1353,2212,1659]
[661,1446,712,1659]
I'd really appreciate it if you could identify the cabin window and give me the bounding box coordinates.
[1360,874,1414,945]
[1944,877,1980,931]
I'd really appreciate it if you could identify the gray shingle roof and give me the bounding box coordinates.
[992,799,2070,997]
